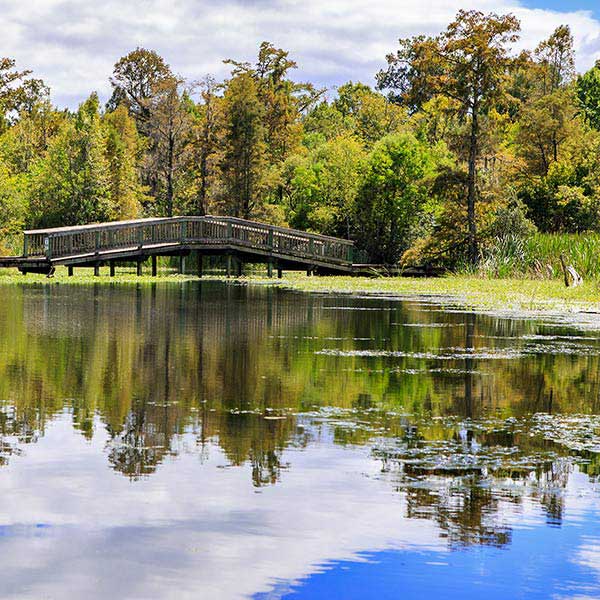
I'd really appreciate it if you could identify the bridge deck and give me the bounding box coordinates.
[0,216,357,275]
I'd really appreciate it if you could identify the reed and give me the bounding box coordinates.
[476,233,600,280]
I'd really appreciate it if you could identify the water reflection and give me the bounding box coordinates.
[1,282,600,598]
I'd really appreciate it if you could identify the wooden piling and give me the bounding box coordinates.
[151,255,157,277]
[68,266,74,277]
[94,263,100,277]
[109,261,115,277]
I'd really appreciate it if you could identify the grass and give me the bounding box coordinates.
[526,233,600,280]
[0,266,200,286]
[477,232,600,280]
[2,265,598,315]
[245,272,600,314]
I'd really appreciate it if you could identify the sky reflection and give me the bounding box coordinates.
[2,282,600,598]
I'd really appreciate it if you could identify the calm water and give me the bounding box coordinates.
[3,282,600,599]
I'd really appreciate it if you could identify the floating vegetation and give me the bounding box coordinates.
[321,306,397,311]
[372,438,561,480]
[294,408,598,491]
[521,334,599,341]
[393,322,466,328]
[530,414,600,453]
[522,343,600,356]
[315,348,524,360]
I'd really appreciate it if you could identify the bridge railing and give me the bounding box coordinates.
[23,216,355,265]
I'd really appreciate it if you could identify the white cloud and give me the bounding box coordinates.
[1,0,600,108]
[0,415,447,599]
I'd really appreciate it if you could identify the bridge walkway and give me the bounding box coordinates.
[0,216,357,276]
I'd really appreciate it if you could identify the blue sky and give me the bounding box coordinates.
[3,0,600,108]
[524,1,599,18]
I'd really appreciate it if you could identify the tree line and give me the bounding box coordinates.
[2,10,600,266]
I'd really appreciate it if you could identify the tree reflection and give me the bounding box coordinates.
[0,282,599,546]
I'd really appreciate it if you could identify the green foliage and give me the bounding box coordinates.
[577,61,600,130]
[355,133,437,264]
[2,22,600,278]
[0,158,27,240]
[107,47,173,125]
[284,134,366,237]
[221,72,267,218]
[103,105,148,219]
[29,94,113,227]
[377,10,522,264]
[0,57,48,133]
[526,233,600,280]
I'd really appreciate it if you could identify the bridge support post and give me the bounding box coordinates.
[306,267,312,277]
[179,255,185,275]
[94,263,100,277]
[68,266,73,277]
[277,266,283,279]
[267,260,273,278]
[109,261,115,277]
[236,257,243,277]
[226,255,231,278]
[137,258,143,276]
[196,252,203,278]
[151,255,157,277]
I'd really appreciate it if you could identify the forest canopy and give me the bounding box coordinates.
[2,11,600,267]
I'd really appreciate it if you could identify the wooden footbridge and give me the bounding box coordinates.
[0,216,361,277]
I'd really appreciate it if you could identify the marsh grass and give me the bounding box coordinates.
[244,273,600,313]
[477,233,600,280]
[1,259,599,314]
[0,266,200,286]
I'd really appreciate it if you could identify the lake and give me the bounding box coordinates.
[1,281,600,599]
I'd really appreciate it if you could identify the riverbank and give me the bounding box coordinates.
[1,266,599,315]
[250,273,600,314]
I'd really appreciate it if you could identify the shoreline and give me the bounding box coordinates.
[1,267,600,318]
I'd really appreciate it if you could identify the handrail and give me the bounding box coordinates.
[22,216,355,265]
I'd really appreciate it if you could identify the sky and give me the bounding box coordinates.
[3,0,600,108]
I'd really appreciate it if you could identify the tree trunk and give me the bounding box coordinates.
[198,152,207,216]
[467,105,479,265]
[167,134,174,217]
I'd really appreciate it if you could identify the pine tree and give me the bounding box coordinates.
[220,72,266,218]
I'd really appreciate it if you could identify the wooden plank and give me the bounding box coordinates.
[16,216,356,274]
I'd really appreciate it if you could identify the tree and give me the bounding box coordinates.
[516,88,578,176]
[0,100,65,174]
[220,72,266,218]
[103,105,148,219]
[0,157,27,244]
[533,25,575,95]
[577,61,600,130]
[355,133,437,264]
[225,42,323,206]
[144,78,192,216]
[188,76,222,215]
[30,94,113,227]
[284,134,366,237]
[334,82,406,145]
[107,48,173,127]
[0,57,48,132]
[302,101,354,146]
[377,10,521,264]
